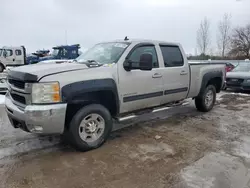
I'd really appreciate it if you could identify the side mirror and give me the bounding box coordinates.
[139,53,153,71]
[123,60,132,71]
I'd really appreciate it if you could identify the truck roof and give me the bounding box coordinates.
[1,46,23,49]
[52,44,80,49]
[104,39,181,46]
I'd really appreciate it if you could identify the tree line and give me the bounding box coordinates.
[189,13,250,60]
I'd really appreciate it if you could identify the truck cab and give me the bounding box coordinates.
[0,46,26,72]
[37,44,80,63]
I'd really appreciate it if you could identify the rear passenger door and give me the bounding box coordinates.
[159,45,189,104]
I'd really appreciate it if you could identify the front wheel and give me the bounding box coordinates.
[195,85,216,112]
[66,104,113,151]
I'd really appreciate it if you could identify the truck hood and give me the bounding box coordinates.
[8,63,89,82]
[226,72,250,79]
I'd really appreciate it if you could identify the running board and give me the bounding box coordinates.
[116,100,190,122]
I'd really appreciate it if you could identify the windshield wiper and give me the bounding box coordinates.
[75,59,103,67]
[86,59,100,64]
[85,59,103,66]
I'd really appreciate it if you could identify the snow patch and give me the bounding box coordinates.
[180,152,250,188]
[0,95,5,104]
[230,92,250,97]
[232,136,250,159]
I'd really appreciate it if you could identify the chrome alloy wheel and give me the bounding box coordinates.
[79,113,105,143]
[205,89,214,107]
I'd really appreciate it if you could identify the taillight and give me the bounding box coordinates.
[224,65,227,80]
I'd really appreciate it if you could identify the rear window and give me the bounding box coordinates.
[160,45,184,67]
[15,49,22,56]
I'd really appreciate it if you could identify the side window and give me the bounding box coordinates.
[5,50,13,57]
[15,49,22,56]
[128,46,159,68]
[160,46,184,67]
[62,49,68,57]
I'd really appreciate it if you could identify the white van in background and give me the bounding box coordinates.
[0,46,26,72]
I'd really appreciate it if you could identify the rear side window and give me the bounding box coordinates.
[160,46,184,67]
[15,49,22,56]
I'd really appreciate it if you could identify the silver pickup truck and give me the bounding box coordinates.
[5,39,225,151]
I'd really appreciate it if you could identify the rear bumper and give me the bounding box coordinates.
[5,95,67,134]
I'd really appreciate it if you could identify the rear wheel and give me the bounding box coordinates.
[66,104,113,151]
[195,85,216,112]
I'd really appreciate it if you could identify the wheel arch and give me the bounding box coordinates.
[0,62,5,68]
[61,79,119,129]
[198,71,223,96]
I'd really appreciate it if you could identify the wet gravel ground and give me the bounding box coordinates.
[0,91,250,188]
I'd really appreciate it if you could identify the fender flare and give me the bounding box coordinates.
[0,62,5,68]
[198,71,223,95]
[61,78,120,113]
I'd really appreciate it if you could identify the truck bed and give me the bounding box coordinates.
[187,62,226,98]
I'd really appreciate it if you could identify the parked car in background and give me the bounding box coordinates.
[0,71,7,94]
[225,62,235,72]
[0,44,81,72]
[225,62,250,91]
[0,46,27,72]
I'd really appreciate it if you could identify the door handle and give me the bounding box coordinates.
[152,73,162,78]
[180,71,188,75]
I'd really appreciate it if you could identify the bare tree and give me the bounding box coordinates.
[217,13,231,57]
[196,17,211,55]
[229,24,250,58]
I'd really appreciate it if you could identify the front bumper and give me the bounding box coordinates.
[225,80,250,90]
[5,95,67,134]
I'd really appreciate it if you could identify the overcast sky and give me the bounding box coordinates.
[1,0,250,54]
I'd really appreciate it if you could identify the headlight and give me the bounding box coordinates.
[245,79,250,83]
[31,82,61,104]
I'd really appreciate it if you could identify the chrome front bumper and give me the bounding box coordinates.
[5,96,67,134]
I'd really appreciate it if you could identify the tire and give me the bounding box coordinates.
[195,85,216,112]
[66,104,113,151]
[0,64,4,73]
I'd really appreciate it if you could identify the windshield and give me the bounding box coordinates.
[52,49,59,56]
[233,63,250,72]
[76,42,130,64]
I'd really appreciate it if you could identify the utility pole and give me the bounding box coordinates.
[65,30,68,45]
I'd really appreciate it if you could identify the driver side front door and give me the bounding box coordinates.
[118,43,164,113]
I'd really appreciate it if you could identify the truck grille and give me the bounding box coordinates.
[226,78,244,83]
[10,93,26,105]
[8,79,25,89]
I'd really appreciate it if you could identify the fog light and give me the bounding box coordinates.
[27,124,43,133]
[34,126,43,132]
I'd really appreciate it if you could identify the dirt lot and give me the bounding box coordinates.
[0,92,250,188]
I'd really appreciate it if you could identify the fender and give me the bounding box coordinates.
[61,78,120,112]
[198,71,223,95]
